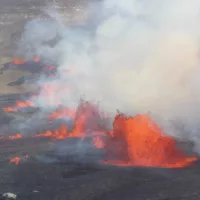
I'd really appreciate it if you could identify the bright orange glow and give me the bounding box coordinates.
[2,88,198,169]
[13,57,26,65]
[93,136,105,149]
[8,134,22,140]
[4,112,199,168]
[48,107,75,119]
[9,154,29,165]
[3,100,35,113]
[15,100,35,108]
[104,114,197,168]
[3,107,16,112]
[13,56,40,64]
[35,124,68,139]
[10,157,21,165]
[33,56,40,62]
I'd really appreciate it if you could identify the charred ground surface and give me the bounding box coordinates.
[0,136,200,200]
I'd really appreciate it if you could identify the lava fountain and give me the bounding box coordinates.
[104,114,197,168]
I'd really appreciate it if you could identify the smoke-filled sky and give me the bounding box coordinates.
[19,0,200,150]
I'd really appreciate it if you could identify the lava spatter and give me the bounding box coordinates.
[104,114,197,168]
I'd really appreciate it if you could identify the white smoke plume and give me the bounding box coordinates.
[19,0,200,152]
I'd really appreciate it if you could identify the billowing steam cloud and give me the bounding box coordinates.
[19,0,200,151]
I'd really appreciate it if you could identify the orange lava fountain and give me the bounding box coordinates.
[1,78,198,169]
[104,114,197,168]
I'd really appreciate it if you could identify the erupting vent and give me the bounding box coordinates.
[3,100,198,168]
[2,56,198,168]
[104,114,197,168]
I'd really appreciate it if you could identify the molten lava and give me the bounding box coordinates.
[12,56,40,65]
[12,57,26,65]
[2,88,198,168]
[10,157,21,165]
[33,56,40,63]
[15,100,35,108]
[9,154,29,165]
[35,124,68,139]
[35,102,106,141]
[93,136,105,149]
[3,100,35,112]
[8,134,22,140]
[104,114,197,168]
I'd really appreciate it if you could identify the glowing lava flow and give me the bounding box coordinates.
[34,111,198,168]
[104,114,197,168]
[2,92,198,168]
[8,134,22,140]
[93,136,105,149]
[10,157,21,165]
[33,56,40,62]
[12,57,26,65]
[48,107,75,119]
[3,100,35,112]
[9,154,29,165]
[35,103,106,139]
[35,124,68,139]
[0,134,23,140]
[12,56,40,65]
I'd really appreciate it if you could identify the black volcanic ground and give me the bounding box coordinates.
[0,89,200,200]
[0,1,200,200]
[0,134,200,200]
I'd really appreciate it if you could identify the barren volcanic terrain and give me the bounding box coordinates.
[0,1,200,200]
[1,135,200,200]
